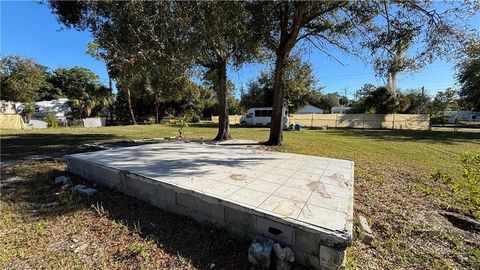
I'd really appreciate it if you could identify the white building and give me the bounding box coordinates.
[296,104,324,114]
[15,98,72,120]
[331,106,351,114]
[443,111,480,122]
[34,98,71,120]
[0,100,19,114]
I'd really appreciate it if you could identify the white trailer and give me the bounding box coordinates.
[240,107,289,128]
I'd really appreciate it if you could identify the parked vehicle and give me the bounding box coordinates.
[240,107,289,128]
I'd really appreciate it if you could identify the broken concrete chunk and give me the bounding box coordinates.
[61,183,72,190]
[248,236,274,269]
[273,243,295,262]
[79,188,98,197]
[73,185,97,197]
[275,260,292,270]
[73,184,87,191]
[73,243,88,253]
[54,176,70,185]
[359,215,374,244]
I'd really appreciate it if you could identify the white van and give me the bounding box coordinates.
[240,107,289,128]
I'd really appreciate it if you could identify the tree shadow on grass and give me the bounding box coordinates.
[0,133,121,160]
[92,189,252,270]
[310,128,480,145]
[1,161,255,270]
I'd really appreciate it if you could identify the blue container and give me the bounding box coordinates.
[294,124,301,131]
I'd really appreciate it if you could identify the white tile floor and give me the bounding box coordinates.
[70,141,354,232]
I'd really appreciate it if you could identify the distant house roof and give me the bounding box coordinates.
[331,106,351,114]
[296,104,324,114]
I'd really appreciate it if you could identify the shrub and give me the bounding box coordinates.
[178,113,189,138]
[43,113,58,128]
[459,152,480,215]
[429,152,480,218]
[189,113,201,123]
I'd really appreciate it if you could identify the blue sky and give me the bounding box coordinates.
[2,1,478,99]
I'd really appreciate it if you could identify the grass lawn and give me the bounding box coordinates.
[1,124,479,269]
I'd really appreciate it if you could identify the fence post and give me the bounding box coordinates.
[335,113,338,128]
[428,114,432,131]
[362,114,365,129]
[311,114,314,127]
[392,113,396,130]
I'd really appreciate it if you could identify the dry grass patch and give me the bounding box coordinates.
[0,160,254,270]
[1,126,479,269]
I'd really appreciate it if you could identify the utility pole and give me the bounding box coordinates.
[420,87,425,114]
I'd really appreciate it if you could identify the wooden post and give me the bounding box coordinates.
[311,114,314,127]
[335,114,338,128]
[392,113,395,130]
[428,114,432,131]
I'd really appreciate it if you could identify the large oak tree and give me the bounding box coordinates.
[250,1,372,145]
[187,1,260,140]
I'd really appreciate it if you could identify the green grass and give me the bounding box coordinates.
[1,124,479,269]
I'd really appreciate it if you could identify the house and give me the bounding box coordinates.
[14,98,72,121]
[331,105,351,114]
[443,111,480,123]
[295,104,324,114]
[0,100,21,114]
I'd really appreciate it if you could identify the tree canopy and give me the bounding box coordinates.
[366,1,479,94]
[457,42,480,111]
[240,57,320,112]
[0,56,49,102]
[0,55,112,118]
[45,0,479,144]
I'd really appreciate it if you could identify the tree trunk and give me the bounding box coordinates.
[155,100,160,124]
[213,57,231,141]
[85,105,92,118]
[267,49,288,146]
[266,5,304,146]
[126,88,137,125]
[387,71,397,96]
[108,75,114,122]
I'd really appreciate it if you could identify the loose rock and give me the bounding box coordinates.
[61,183,72,190]
[359,215,374,244]
[276,260,291,270]
[248,236,274,269]
[73,185,98,197]
[54,176,70,185]
[73,184,87,191]
[73,243,88,253]
[273,243,295,262]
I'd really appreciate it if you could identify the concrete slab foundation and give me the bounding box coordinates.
[66,141,354,269]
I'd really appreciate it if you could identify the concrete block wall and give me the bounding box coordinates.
[67,157,348,269]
